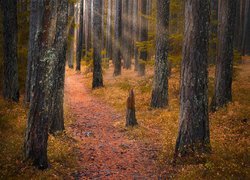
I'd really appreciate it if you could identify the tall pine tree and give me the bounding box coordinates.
[175,0,211,157]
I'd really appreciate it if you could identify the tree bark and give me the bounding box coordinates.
[76,0,83,71]
[113,0,122,76]
[127,0,133,69]
[122,0,131,69]
[234,0,240,50]
[67,2,75,69]
[2,0,19,102]
[126,89,138,127]
[208,0,218,64]
[138,0,148,76]
[92,0,103,89]
[49,0,68,133]
[175,0,211,157]
[132,0,139,71]
[86,0,92,53]
[238,0,246,53]
[25,1,40,104]
[25,0,69,167]
[24,0,58,169]
[211,0,237,111]
[150,0,169,108]
[241,0,250,55]
[106,0,112,60]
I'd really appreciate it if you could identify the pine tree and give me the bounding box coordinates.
[92,0,104,88]
[211,0,237,111]
[67,2,75,69]
[113,0,122,76]
[151,0,170,108]
[2,0,19,102]
[25,0,69,168]
[138,0,149,76]
[175,0,211,157]
[76,0,84,71]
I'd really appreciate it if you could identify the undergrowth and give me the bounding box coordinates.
[0,97,79,179]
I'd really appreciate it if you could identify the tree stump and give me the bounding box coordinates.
[126,89,138,127]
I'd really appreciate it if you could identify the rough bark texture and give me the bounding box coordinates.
[67,3,75,69]
[237,0,246,53]
[25,0,69,168]
[111,0,116,64]
[2,0,19,102]
[122,0,131,69]
[242,0,250,55]
[132,0,139,71]
[127,0,133,69]
[24,1,58,169]
[138,0,148,76]
[25,1,54,104]
[113,0,122,76]
[211,0,237,112]
[150,0,169,108]
[175,0,211,157]
[25,1,39,103]
[76,0,83,71]
[126,89,138,127]
[106,0,112,60]
[208,0,218,64]
[49,0,68,133]
[92,0,103,89]
[86,0,92,53]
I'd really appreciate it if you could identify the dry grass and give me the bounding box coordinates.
[84,60,250,179]
[0,96,79,179]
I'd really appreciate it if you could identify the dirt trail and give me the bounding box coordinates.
[64,70,157,179]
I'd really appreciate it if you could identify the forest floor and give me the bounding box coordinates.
[65,70,162,179]
[0,58,249,179]
[71,57,250,179]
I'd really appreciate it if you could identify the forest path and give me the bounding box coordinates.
[64,70,157,179]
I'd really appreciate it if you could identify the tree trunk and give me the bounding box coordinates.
[126,89,138,127]
[67,2,75,69]
[238,0,246,53]
[101,0,105,54]
[127,0,133,69]
[24,0,58,169]
[150,0,169,108]
[111,0,116,64]
[2,0,19,102]
[175,0,210,157]
[132,0,139,71]
[234,0,240,50]
[25,0,69,168]
[122,0,131,69]
[86,0,92,53]
[241,0,250,55]
[76,0,83,71]
[208,0,218,64]
[211,0,237,111]
[25,1,56,104]
[138,0,148,76]
[92,0,103,89]
[106,0,112,60]
[113,0,122,76]
[49,0,68,133]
